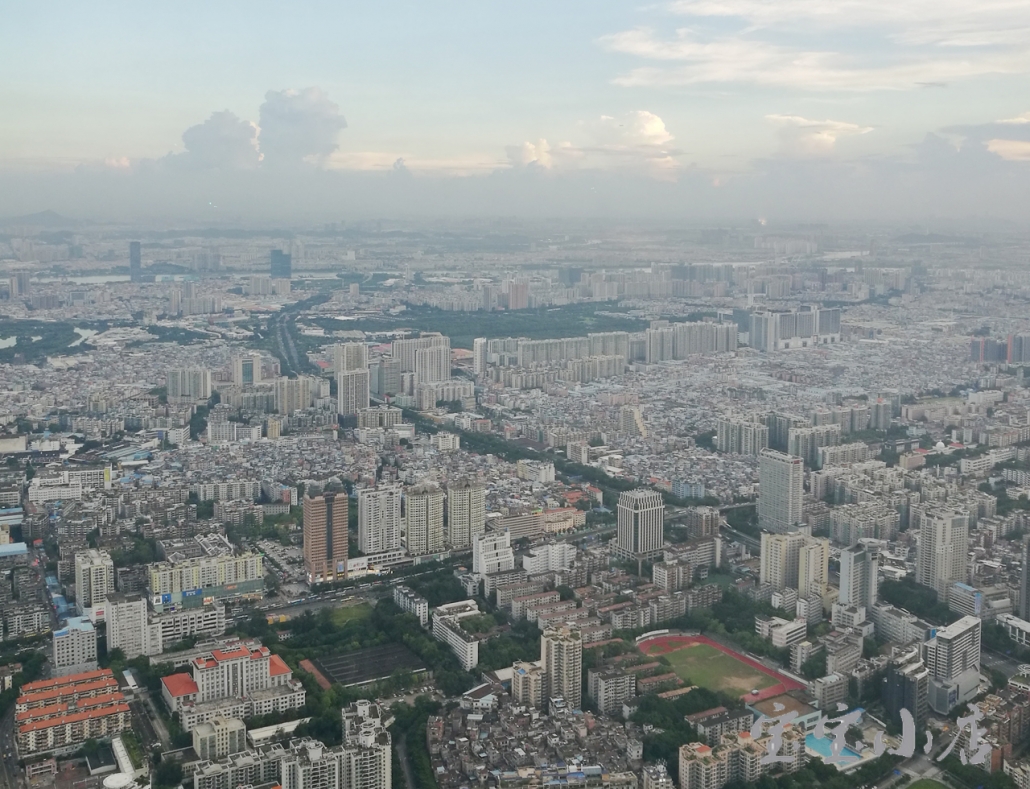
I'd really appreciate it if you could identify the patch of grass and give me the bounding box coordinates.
[908,780,948,789]
[702,572,736,589]
[330,603,372,626]
[663,642,776,696]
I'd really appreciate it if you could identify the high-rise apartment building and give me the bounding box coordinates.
[336,368,370,417]
[512,661,545,709]
[167,368,212,400]
[358,485,402,555]
[760,532,826,592]
[472,530,514,576]
[473,338,488,377]
[614,489,665,562]
[446,480,486,548]
[915,509,969,601]
[839,544,879,609]
[129,241,142,282]
[541,625,583,710]
[74,549,115,616]
[391,334,449,373]
[404,485,445,556]
[414,346,450,385]
[193,717,247,761]
[716,417,769,456]
[270,249,292,279]
[757,449,804,533]
[797,537,830,598]
[303,489,348,584]
[333,343,367,373]
[274,376,316,414]
[340,700,392,789]
[106,592,160,659]
[52,617,98,677]
[1021,537,1030,621]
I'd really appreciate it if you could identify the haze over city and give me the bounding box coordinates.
[2,7,1030,789]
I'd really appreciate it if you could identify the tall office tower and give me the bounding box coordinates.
[541,625,583,709]
[358,485,402,555]
[372,358,401,397]
[797,537,830,598]
[233,354,263,386]
[106,592,156,659]
[340,701,392,789]
[129,241,142,282]
[391,334,449,373]
[757,449,804,533]
[270,249,292,279]
[882,645,930,730]
[915,509,969,601]
[333,342,367,373]
[472,530,514,576]
[74,549,115,615]
[303,489,348,584]
[839,544,880,608]
[337,368,370,417]
[473,338,488,377]
[1021,538,1030,621]
[922,615,981,714]
[446,480,486,548]
[52,617,98,677]
[404,485,445,556]
[760,531,805,590]
[274,376,315,414]
[614,489,665,562]
[414,345,450,384]
[167,368,212,401]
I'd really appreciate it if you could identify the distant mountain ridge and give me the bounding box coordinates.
[0,210,79,227]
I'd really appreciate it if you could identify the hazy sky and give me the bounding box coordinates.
[2,1,1029,222]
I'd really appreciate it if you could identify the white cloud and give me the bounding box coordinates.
[258,87,347,166]
[324,150,504,176]
[766,115,873,157]
[986,139,1030,160]
[601,28,1029,91]
[505,113,681,179]
[667,0,1030,47]
[506,139,553,168]
[998,112,1030,124]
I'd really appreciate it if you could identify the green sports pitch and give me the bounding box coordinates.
[662,642,778,696]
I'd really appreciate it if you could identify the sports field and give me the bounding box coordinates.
[638,634,805,702]
[664,642,777,696]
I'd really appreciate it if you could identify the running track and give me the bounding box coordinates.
[637,634,805,703]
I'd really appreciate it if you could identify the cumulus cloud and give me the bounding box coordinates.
[506,139,553,168]
[258,88,347,166]
[173,111,261,170]
[506,112,680,178]
[766,115,873,157]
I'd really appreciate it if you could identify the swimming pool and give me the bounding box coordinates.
[806,733,862,762]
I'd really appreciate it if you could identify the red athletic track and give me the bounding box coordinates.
[637,634,805,703]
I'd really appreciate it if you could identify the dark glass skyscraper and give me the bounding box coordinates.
[270,249,292,279]
[129,241,142,282]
